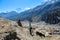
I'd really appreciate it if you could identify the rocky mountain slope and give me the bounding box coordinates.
[0,17,60,40]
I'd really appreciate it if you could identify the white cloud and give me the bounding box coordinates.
[15,7,31,13]
[20,7,30,12]
[24,7,30,10]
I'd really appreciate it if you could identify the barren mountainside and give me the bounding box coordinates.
[0,18,60,40]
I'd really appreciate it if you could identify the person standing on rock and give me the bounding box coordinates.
[29,21,33,36]
[17,19,23,27]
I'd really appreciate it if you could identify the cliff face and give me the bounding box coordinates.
[0,18,60,40]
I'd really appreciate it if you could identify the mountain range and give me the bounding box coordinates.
[0,1,60,24]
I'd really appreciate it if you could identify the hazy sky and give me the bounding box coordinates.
[0,0,47,12]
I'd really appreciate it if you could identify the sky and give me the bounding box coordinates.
[0,0,47,13]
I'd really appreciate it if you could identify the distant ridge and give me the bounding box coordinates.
[0,1,60,24]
